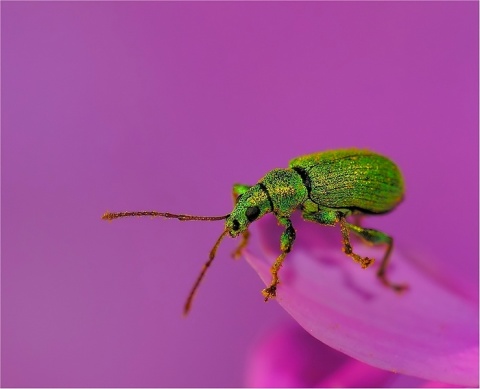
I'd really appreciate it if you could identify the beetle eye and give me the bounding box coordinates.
[232,219,240,231]
[245,206,260,222]
[235,194,243,204]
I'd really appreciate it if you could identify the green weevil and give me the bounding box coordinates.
[103,148,407,314]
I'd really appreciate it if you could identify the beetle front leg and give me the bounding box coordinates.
[345,221,408,292]
[262,217,295,301]
[232,183,251,203]
[231,230,250,259]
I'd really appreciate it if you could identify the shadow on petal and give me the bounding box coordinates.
[244,214,478,387]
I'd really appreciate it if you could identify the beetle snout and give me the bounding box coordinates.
[225,216,240,236]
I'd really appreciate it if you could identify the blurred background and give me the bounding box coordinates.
[2,2,477,387]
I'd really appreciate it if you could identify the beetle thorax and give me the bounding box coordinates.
[260,168,308,216]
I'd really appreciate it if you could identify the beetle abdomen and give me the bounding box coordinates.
[290,149,404,213]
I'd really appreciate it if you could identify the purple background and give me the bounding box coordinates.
[2,2,478,387]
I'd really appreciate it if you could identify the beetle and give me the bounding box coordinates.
[103,148,407,314]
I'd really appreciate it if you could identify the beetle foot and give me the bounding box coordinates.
[230,247,243,260]
[262,285,277,301]
[348,252,374,269]
[380,277,409,293]
[360,256,374,269]
[392,283,409,293]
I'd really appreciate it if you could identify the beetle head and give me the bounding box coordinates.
[226,185,270,237]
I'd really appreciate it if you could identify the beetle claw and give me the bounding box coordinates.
[379,277,409,293]
[361,257,375,269]
[262,285,277,301]
[231,248,242,260]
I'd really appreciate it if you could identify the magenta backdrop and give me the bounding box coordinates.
[2,2,478,387]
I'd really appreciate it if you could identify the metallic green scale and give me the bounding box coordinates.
[289,149,404,213]
[103,148,407,314]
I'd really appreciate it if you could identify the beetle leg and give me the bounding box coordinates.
[262,217,295,301]
[339,217,375,269]
[344,221,408,292]
[232,183,251,203]
[302,209,372,267]
[302,208,338,226]
[231,230,250,259]
[351,213,364,227]
[302,209,373,268]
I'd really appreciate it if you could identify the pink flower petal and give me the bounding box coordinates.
[244,215,478,387]
[246,323,395,387]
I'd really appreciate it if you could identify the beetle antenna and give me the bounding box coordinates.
[102,211,230,222]
[183,229,230,316]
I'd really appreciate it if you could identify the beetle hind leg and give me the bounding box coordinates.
[342,218,408,292]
